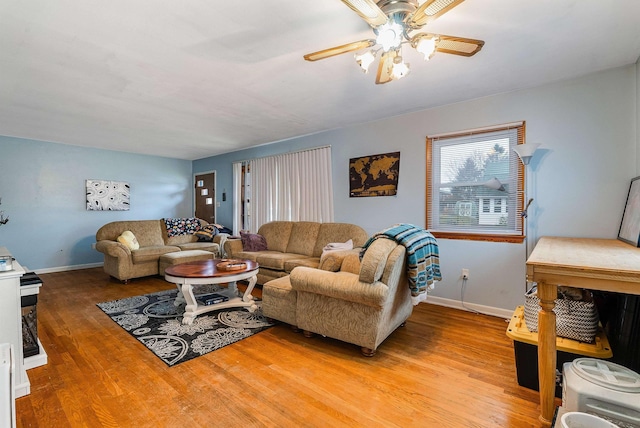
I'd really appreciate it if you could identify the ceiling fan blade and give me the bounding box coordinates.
[375,50,397,84]
[340,0,388,27]
[435,35,484,56]
[408,0,465,27]
[304,39,376,61]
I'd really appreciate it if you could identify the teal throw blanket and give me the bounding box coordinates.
[361,224,442,302]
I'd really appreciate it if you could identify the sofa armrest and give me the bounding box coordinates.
[95,240,131,258]
[290,267,388,307]
[224,238,243,257]
[213,233,227,245]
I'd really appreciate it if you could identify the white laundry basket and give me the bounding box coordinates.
[563,358,640,427]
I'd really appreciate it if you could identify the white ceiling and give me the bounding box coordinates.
[1,0,639,161]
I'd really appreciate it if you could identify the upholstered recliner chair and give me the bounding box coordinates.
[263,237,413,356]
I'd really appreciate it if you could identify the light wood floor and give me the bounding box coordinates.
[16,267,546,427]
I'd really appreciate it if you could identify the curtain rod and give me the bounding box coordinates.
[233,145,331,165]
[428,122,523,139]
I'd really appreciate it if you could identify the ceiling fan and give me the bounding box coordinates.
[304,0,484,84]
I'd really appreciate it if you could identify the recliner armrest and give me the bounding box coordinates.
[290,267,388,307]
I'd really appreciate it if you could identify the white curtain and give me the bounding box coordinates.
[232,162,242,236]
[249,146,333,232]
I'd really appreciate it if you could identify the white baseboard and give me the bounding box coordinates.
[426,295,514,320]
[31,262,103,274]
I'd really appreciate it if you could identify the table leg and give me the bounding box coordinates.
[181,282,197,325]
[242,275,257,303]
[537,281,558,426]
[174,285,185,307]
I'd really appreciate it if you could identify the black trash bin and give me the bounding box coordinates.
[605,293,640,373]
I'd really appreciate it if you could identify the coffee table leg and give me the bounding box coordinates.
[181,282,197,325]
[174,285,185,307]
[243,274,258,313]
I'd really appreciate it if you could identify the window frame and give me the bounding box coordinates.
[426,122,526,243]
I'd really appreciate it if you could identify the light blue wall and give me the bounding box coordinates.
[0,64,636,313]
[0,137,193,271]
[195,64,638,313]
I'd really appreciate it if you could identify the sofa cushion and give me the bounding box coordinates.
[313,223,369,257]
[319,252,342,272]
[131,246,180,264]
[229,251,263,262]
[258,222,293,253]
[240,231,268,252]
[257,253,306,270]
[340,252,362,275]
[177,242,220,254]
[117,231,140,250]
[285,222,320,256]
[284,257,319,273]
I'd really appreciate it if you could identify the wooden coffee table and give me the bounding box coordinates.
[164,259,259,325]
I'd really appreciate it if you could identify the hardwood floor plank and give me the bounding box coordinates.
[15,267,543,427]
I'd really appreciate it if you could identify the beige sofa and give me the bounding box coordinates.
[224,221,369,285]
[263,238,413,356]
[95,219,221,283]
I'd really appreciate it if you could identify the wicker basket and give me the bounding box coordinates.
[524,286,600,343]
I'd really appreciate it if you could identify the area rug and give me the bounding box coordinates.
[97,285,274,366]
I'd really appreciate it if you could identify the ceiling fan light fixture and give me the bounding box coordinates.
[391,55,410,80]
[355,50,376,73]
[305,0,484,84]
[376,21,404,51]
[414,35,439,60]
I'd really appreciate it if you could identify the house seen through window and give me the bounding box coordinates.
[426,122,525,243]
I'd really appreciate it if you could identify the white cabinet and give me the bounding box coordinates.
[0,248,30,398]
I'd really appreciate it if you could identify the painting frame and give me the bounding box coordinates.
[349,151,400,198]
[86,179,130,211]
[617,176,640,246]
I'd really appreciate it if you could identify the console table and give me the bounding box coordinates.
[526,237,640,426]
[0,247,30,398]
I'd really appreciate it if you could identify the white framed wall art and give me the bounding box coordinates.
[86,179,130,211]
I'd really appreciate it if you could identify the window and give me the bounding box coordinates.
[426,122,525,243]
[482,199,490,213]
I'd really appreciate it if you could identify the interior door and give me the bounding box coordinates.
[195,172,215,224]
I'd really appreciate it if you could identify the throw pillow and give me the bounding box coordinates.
[319,240,354,271]
[319,253,342,272]
[240,231,268,252]
[195,224,218,242]
[117,230,140,250]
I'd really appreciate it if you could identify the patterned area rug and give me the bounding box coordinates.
[97,285,274,366]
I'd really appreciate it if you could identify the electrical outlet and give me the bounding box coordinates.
[461,268,469,280]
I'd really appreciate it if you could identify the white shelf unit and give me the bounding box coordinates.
[0,248,29,398]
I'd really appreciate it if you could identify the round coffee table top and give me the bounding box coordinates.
[165,258,258,278]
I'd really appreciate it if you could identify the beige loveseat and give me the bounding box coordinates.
[263,238,413,356]
[95,219,221,283]
[224,221,369,285]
